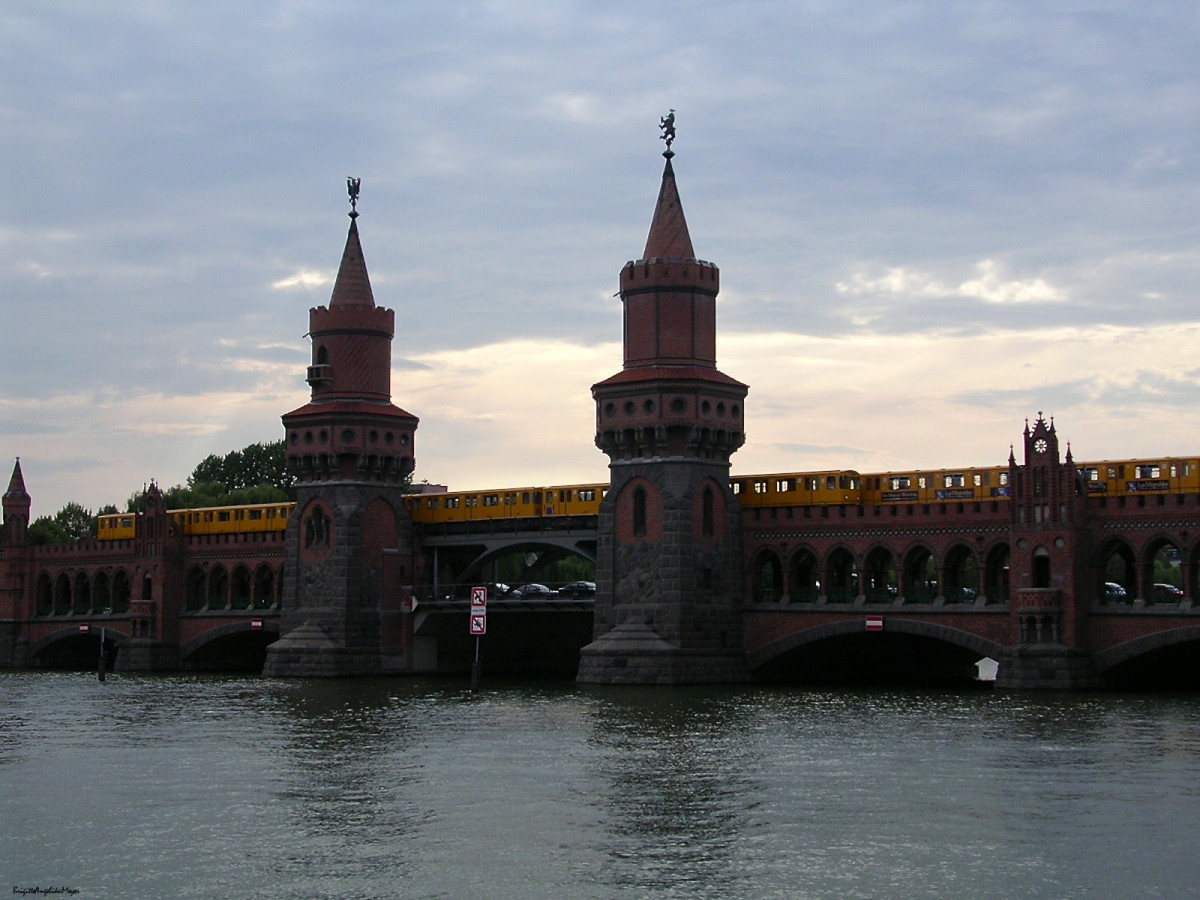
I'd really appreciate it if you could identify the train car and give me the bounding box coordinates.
[96,502,295,540]
[860,466,1011,506]
[407,483,608,525]
[730,471,862,508]
[176,502,295,536]
[1074,458,1200,497]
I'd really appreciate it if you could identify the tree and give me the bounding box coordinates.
[27,502,97,545]
[127,439,294,511]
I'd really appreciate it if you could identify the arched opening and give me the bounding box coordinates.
[1098,539,1135,604]
[111,571,131,614]
[633,487,647,537]
[901,547,936,604]
[1032,547,1051,589]
[72,573,90,615]
[231,566,252,610]
[54,574,71,616]
[207,565,228,611]
[824,548,857,604]
[253,565,275,610]
[36,573,52,616]
[984,544,1010,605]
[186,566,206,611]
[862,546,897,604]
[788,549,819,604]
[702,486,714,537]
[751,549,783,603]
[943,544,980,603]
[92,571,110,614]
[1144,539,1183,604]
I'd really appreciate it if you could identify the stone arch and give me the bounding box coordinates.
[862,545,897,604]
[748,618,1003,672]
[111,570,131,614]
[54,573,71,615]
[253,564,276,609]
[231,565,253,610]
[1142,534,1183,604]
[207,565,228,610]
[1095,536,1135,604]
[92,570,111,614]
[943,542,980,603]
[983,542,1010,605]
[1092,625,1200,674]
[787,547,820,604]
[824,546,857,604]
[614,477,663,543]
[35,572,52,616]
[750,546,784,603]
[72,572,90,615]
[186,565,206,611]
[901,544,936,604]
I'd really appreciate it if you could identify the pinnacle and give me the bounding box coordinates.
[329,217,376,309]
[642,156,696,261]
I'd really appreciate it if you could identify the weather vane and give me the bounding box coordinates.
[659,109,676,158]
[347,176,361,218]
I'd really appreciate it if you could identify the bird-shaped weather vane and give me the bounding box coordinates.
[659,109,676,158]
[347,176,361,218]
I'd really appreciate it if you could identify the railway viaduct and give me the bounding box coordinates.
[3,138,1199,689]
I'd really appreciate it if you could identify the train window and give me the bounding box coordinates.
[974,473,984,487]
[753,480,768,494]
[776,479,794,493]
[1079,467,1098,482]
[890,477,910,490]
[1170,464,1177,478]
[235,511,244,521]
[1136,465,1161,479]
[465,497,478,508]
[1117,465,1125,479]
[446,498,461,509]
[218,512,231,522]
[826,476,836,490]
[580,489,596,502]
[841,476,858,490]
[204,512,214,523]
[730,481,744,495]
[918,477,927,489]
[248,510,262,520]
[121,517,133,528]
[945,474,965,488]
[483,495,499,507]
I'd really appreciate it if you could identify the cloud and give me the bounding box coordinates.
[272,269,332,290]
[836,259,1066,305]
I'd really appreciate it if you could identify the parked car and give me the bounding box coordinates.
[557,580,596,599]
[1103,582,1128,602]
[508,583,555,600]
[1153,583,1184,602]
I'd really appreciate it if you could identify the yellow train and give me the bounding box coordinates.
[859,466,1013,505]
[405,483,607,524]
[97,502,296,540]
[1074,458,1200,496]
[94,456,1200,539]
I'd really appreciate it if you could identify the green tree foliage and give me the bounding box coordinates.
[27,502,97,545]
[126,440,294,510]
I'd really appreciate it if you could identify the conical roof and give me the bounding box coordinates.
[4,458,28,499]
[329,216,376,308]
[642,157,696,260]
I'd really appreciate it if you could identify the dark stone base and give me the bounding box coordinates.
[994,644,1100,690]
[576,623,749,685]
[262,621,384,677]
[115,639,181,673]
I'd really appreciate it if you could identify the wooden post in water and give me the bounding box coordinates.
[97,626,106,682]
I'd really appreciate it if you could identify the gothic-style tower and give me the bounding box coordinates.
[577,118,749,683]
[3,458,30,546]
[996,412,1097,689]
[264,181,419,677]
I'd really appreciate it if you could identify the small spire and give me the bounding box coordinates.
[329,178,375,309]
[5,457,28,499]
[642,113,695,260]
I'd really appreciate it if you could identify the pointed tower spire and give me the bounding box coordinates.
[3,457,31,543]
[329,181,375,309]
[642,156,696,260]
[5,458,28,500]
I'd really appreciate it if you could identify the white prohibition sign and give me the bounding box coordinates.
[471,586,488,607]
[470,613,487,635]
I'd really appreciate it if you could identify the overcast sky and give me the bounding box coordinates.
[3,1,1199,518]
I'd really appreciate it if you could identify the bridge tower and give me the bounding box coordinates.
[264,183,420,677]
[0,459,32,665]
[577,125,749,684]
[996,413,1099,688]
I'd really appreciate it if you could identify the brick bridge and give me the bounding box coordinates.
[4,148,1198,689]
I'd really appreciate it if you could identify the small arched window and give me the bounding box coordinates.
[316,346,329,365]
[702,486,714,537]
[633,487,647,537]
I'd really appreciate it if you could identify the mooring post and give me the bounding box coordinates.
[97,626,106,682]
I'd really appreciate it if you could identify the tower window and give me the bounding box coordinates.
[633,487,647,536]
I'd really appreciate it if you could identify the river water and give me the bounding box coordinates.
[3,672,1199,899]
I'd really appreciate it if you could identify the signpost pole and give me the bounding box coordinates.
[469,585,487,690]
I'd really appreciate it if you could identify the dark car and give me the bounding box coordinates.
[509,583,555,600]
[1153,583,1184,602]
[557,580,596,599]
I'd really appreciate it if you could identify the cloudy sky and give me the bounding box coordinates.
[3,2,1199,518]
